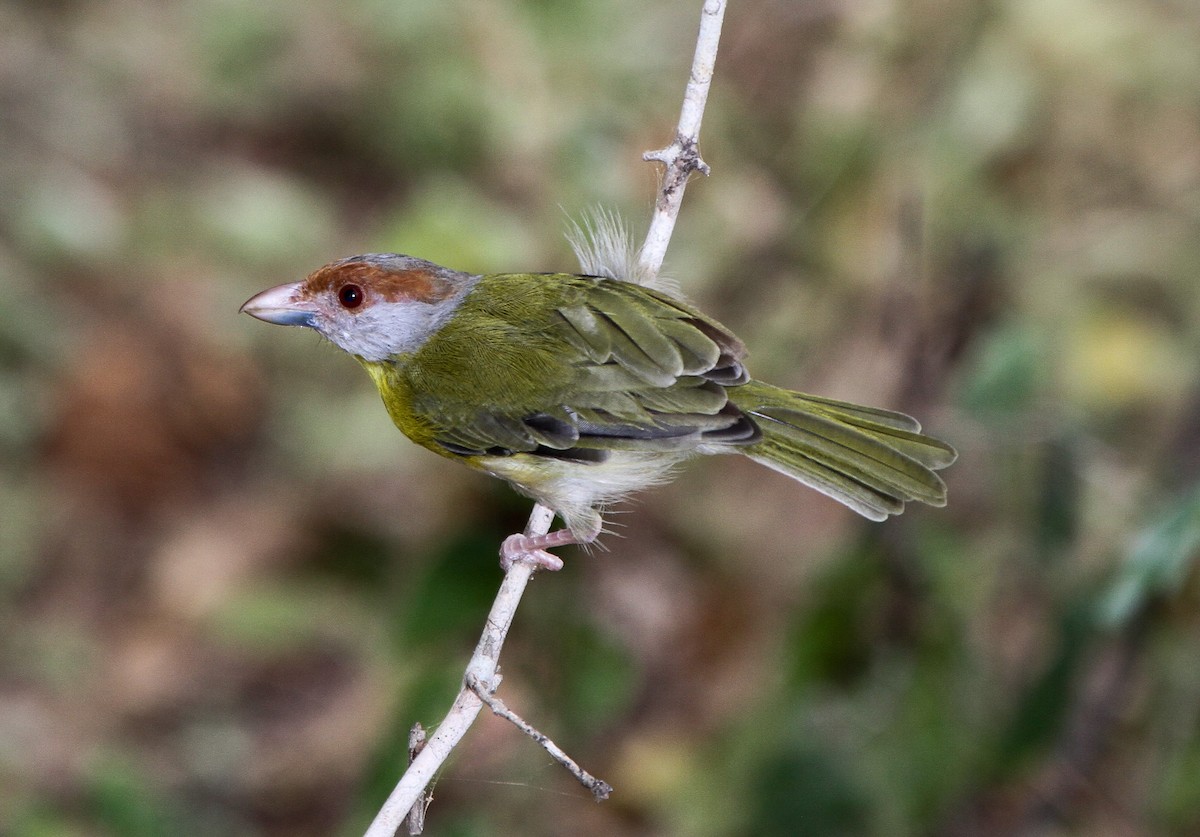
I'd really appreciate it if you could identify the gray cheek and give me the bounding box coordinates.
[317,301,451,361]
[315,312,375,360]
[331,326,390,361]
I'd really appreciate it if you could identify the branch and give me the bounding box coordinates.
[640,0,727,275]
[467,673,613,801]
[364,3,728,833]
[363,508,549,837]
[402,725,430,835]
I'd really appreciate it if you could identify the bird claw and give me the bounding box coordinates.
[500,534,566,572]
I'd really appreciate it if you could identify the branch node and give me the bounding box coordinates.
[643,135,710,178]
[643,147,673,165]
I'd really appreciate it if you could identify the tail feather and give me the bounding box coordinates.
[798,394,957,470]
[746,447,905,521]
[731,382,957,520]
[785,391,924,432]
[754,409,947,504]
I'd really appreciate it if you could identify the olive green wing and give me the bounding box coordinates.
[416,274,759,462]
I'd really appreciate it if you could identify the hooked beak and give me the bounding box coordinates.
[240,282,318,327]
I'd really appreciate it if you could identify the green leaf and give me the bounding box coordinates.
[748,745,870,837]
[1098,482,1200,628]
[958,321,1044,420]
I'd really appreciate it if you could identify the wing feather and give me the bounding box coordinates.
[423,274,756,461]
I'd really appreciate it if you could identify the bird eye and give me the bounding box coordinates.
[338,283,364,309]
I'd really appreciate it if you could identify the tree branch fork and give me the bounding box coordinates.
[644,133,711,209]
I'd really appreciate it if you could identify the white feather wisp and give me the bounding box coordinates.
[564,207,682,298]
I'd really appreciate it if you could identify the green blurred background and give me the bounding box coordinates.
[3,0,1200,834]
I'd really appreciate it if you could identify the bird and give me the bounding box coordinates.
[241,251,956,571]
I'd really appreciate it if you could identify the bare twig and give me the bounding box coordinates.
[364,4,728,833]
[466,673,614,802]
[363,507,549,837]
[640,0,727,275]
[403,725,431,835]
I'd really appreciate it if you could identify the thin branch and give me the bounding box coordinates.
[403,725,431,835]
[364,3,728,833]
[640,0,727,276]
[467,673,613,802]
[363,509,548,837]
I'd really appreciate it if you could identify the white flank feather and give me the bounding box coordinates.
[564,207,682,298]
[478,449,692,540]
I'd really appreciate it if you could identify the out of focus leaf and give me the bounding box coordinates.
[786,540,886,689]
[990,600,1093,775]
[84,754,181,836]
[208,581,364,653]
[15,173,127,260]
[748,745,870,837]
[395,530,511,647]
[1098,482,1200,629]
[1035,436,1081,558]
[1064,307,1191,412]
[558,621,638,730]
[194,166,335,264]
[7,804,78,837]
[1158,736,1200,833]
[376,177,539,274]
[959,321,1043,419]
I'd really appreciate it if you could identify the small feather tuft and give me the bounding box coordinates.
[565,207,682,298]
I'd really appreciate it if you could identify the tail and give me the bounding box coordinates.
[728,381,957,521]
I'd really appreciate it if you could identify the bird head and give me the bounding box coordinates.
[240,254,478,360]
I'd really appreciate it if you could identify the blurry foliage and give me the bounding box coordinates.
[1100,483,1200,629]
[3,0,1200,835]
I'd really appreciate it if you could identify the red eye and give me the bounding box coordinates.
[338,283,364,309]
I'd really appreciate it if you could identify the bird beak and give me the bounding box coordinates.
[240,282,318,327]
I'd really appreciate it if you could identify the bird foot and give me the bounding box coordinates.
[499,529,578,572]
